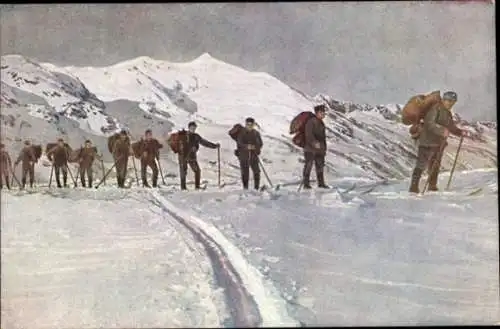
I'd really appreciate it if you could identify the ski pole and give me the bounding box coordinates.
[100,157,106,186]
[256,154,273,188]
[10,164,16,187]
[446,135,464,191]
[65,164,78,188]
[9,165,21,188]
[48,163,54,188]
[95,161,117,189]
[156,156,166,185]
[131,156,140,187]
[217,147,221,188]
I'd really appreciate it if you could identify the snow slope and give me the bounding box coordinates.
[2,169,498,327]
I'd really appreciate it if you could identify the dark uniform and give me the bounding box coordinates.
[409,91,463,193]
[77,140,99,188]
[0,143,12,189]
[178,121,219,190]
[302,104,329,189]
[111,130,131,188]
[47,139,71,188]
[138,129,163,188]
[237,117,263,190]
[15,140,37,189]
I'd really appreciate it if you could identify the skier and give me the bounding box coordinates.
[109,129,132,188]
[0,143,12,190]
[46,138,72,188]
[14,140,37,189]
[177,121,219,190]
[76,139,100,188]
[302,104,329,189]
[409,91,465,193]
[136,129,163,188]
[236,117,263,190]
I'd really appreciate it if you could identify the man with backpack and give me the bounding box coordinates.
[236,117,263,190]
[409,91,465,193]
[177,121,219,190]
[302,104,329,189]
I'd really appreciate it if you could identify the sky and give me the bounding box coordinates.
[0,2,496,121]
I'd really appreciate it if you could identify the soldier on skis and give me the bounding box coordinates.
[46,138,72,188]
[0,143,12,190]
[177,121,219,190]
[76,139,100,188]
[136,129,163,188]
[110,129,132,188]
[409,91,465,193]
[236,117,263,190]
[14,140,37,189]
[302,104,329,189]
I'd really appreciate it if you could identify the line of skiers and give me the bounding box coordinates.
[0,90,468,193]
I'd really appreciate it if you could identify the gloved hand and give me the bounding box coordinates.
[215,143,220,148]
[247,144,256,150]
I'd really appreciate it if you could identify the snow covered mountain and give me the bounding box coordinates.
[1,53,498,327]
[1,53,496,185]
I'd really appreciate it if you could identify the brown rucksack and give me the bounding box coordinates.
[228,124,244,141]
[107,133,121,153]
[131,140,143,159]
[289,111,316,147]
[401,90,441,126]
[167,130,187,154]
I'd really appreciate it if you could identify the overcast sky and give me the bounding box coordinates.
[1,3,495,121]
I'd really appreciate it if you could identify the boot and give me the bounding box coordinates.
[56,178,62,188]
[81,177,86,188]
[302,175,312,189]
[63,176,68,188]
[317,172,329,189]
[194,172,201,189]
[152,178,158,188]
[88,179,93,188]
[428,169,439,191]
[254,173,260,190]
[30,181,34,188]
[180,178,187,190]
[142,179,151,188]
[409,168,422,194]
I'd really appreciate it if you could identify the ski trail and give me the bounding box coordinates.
[149,191,299,327]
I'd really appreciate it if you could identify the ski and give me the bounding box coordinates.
[467,187,483,196]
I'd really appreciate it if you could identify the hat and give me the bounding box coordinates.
[120,129,128,135]
[85,139,91,143]
[188,121,197,128]
[314,104,327,113]
[57,138,64,142]
[443,91,457,101]
[24,140,31,145]
[145,129,152,134]
[245,117,255,124]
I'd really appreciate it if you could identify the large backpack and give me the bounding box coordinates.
[167,130,187,154]
[401,90,441,126]
[228,124,244,141]
[32,145,42,162]
[289,111,316,147]
[107,133,121,153]
[131,140,143,159]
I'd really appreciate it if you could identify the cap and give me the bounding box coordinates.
[145,129,152,134]
[24,140,31,145]
[245,117,255,124]
[443,91,457,101]
[120,129,128,135]
[188,121,197,128]
[314,104,327,113]
[57,138,64,142]
[85,139,91,143]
